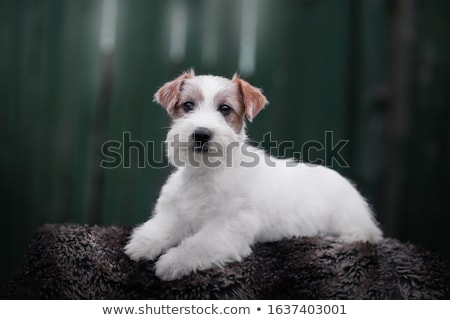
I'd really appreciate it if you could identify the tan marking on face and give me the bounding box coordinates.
[213,82,245,133]
[154,72,267,134]
[153,69,195,117]
[172,81,205,118]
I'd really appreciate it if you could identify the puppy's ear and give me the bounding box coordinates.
[154,69,195,116]
[232,73,268,122]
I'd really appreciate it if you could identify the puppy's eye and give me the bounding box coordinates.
[218,104,232,116]
[182,101,195,113]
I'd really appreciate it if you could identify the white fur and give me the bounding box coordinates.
[125,74,382,281]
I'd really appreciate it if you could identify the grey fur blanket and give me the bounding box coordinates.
[1,224,449,299]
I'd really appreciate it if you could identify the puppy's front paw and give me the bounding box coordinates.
[124,229,167,261]
[154,248,194,281]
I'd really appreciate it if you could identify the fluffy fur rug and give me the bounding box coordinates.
[1,224,449,299]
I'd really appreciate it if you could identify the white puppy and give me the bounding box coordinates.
[125,70,382,281]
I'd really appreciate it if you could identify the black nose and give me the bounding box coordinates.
[192,127,212,146]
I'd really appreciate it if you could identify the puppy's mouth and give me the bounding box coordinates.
[191,141,212,153]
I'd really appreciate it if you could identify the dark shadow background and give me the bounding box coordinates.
[1,0,449,285]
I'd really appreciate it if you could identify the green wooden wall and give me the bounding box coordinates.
[1,0,449,285]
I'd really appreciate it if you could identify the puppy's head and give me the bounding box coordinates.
[154,70,268,167]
